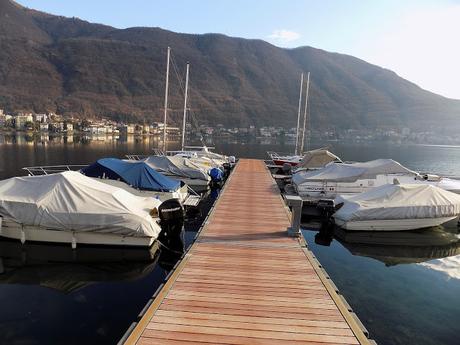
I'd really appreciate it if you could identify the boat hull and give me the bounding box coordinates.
[272,159,300,167]
[0,220,155,247]
[334,216,457,231]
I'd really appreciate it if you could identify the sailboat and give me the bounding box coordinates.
[166,62,234,168]
[268,72,311,167]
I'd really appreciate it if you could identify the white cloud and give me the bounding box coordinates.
[362,4,460,99]
[268,29,301,43]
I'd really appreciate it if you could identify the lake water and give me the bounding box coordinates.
[0,134,459,345]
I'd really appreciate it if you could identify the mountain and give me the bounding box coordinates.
[1,0,459,131]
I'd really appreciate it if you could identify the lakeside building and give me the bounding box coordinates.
[14,114,33,130]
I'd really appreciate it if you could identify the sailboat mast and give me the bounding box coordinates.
[181,63,190,151]
[162,46,171,153]
[300,72,310,154]
[294,72,304,156]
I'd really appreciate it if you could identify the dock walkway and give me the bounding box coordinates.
[124,159,373,345]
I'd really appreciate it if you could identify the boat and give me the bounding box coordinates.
[292,158,460,199]
[0,171,170,247]
[80,158,200,206]
[268,151,303,167]
[144,155,211,190]
[333,183,460,231]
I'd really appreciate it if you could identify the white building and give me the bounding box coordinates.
[14,114,33,130]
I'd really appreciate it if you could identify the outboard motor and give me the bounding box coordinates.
[282,163,292,175]
[157,199,185,268]
[317,199,336,219]
[222,163,232,178]
[209,167,224,182]
[209,167,224,188]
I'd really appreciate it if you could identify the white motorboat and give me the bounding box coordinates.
[333,183,460,231]
[144,155,211,189]
[292,158,460,199]
[0,171,164,247]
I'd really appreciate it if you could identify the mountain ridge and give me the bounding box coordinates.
[1,0,459,132]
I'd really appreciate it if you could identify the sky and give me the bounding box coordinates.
[18,0,460,99]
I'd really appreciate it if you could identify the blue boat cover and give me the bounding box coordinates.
[81,158,181,192]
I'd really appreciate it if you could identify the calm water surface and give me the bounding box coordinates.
[0,135,460,345]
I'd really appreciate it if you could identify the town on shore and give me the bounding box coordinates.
[0,109,457,145]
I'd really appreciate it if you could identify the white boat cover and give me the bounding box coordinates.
[333,184,460,222]
[0,171,162,237]
[144,156,210,181]
[296,149,342,169]
[292,159,416,184]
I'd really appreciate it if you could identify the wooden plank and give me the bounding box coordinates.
[145,323,359,344]
[155,310,350,329]
[149,315,355,336]
[123,159,370,345]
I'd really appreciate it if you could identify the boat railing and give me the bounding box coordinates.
[267,151,295,159]
[23,165,88,176]
[126,154,148,161]
[126,149,164,161]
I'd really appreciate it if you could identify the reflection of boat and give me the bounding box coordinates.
[334,227,460,266]
[333,184,460,231]
[0,240,162,293]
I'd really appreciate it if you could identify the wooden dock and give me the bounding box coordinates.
[123,159,374,345]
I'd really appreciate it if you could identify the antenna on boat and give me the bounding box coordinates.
[181,62,190,151]
[300,72,310,155]
[294,73,304,156]
[163,46,171,153]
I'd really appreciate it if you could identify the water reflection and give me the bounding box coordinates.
[0,241,166,294]
[308,222,460,267]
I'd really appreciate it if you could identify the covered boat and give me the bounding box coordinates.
[0,171,162,247]
[295,149,342,170]
[292,158,460,198]
[333,184,460,231]
[80,158,189,202]
[144,155,211,188]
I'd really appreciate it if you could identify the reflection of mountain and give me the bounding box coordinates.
[0,240,162,293]
[334,227,460,266]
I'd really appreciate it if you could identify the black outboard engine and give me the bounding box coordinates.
[222,163,232,178]
[282,163,292,175]
[158,199,185,268]
[317,199,336,219]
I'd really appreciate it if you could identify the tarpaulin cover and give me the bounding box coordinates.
[296,149,342,169]
[0,171,162,237]
[81,158,180,192]
[144,156,210,181]
[333,183,460,222]
[293,159,416,185]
